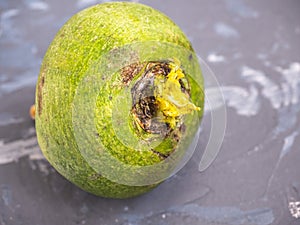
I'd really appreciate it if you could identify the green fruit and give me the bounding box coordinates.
[35,2,204,198]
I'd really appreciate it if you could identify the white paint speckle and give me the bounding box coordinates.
[257,53,268,60]
[289,201,300,218]
[169,204,274,225]
[207,53,226,63]
[206,62,300,122]
[264,61,271,67]
[214,22,239,39]
[273,63,300,134]
[276,62,300,105]
[280,131,298,160]
[224,85,260,116]
[0,70,37,96]
[0,185,12,206]
[31,46,38,55]
[1,9,20,20]
[80,204,89,214]
[241,66,281,109]
[77,0,102,9]
[232,52,242,60]
[27,1,49,11]
[206,85,260,116]
[225,0,259,18]
[37,161,50,175]
[161,213,166,219]
[0,137,43,165]
[0,114,23,126]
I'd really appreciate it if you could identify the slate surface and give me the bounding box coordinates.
[0,0,300,225]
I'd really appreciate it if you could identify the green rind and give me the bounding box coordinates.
[35,2,204,198]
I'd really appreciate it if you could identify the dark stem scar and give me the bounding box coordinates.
[127,61,192,160]
[130,61,190,135]
[121,62,145,85]
[37,70,45,116]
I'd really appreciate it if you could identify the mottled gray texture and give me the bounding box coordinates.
[0,0,300,224]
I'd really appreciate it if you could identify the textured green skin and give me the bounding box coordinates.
[35,2,204,198]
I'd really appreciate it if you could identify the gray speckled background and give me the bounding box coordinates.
[1,0,300,225]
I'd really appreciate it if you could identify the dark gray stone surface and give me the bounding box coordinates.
[0,0,300,224]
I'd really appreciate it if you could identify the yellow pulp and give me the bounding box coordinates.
[154,60,200,128]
